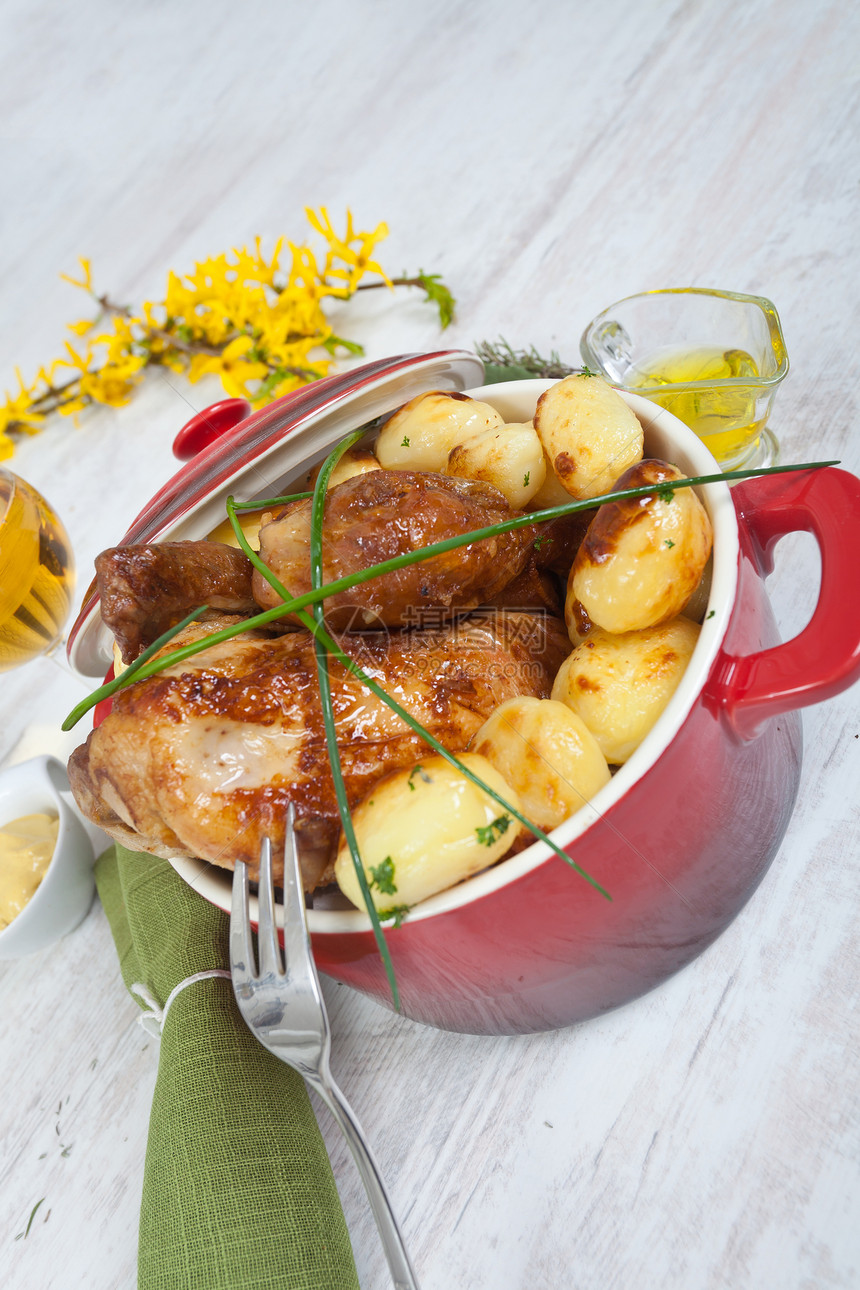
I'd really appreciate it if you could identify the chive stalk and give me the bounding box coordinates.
[305,430,402,1008]
[231,492,312,510]
[61,604,209,731]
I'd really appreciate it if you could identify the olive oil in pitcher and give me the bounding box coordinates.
[628,346,765,465]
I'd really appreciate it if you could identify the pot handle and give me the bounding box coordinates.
[705,466,860,739]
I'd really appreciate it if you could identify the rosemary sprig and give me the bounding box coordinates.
[475,338,581,382]
[63,457,838,730]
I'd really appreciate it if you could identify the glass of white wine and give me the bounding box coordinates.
[580,288,789,470]
[0,468,75,672]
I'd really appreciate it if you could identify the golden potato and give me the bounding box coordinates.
[563,584,597,648]
[112,640,130,679]
[206,506,266,550]
[534,374,644,500]
[305,445,381,490]
[552,618,700,764]
[470,697,610,831]
[681,555,714,624]
[570,459,713,633]
[376,391,504,473]
[334,753,521,914]
[446,421,546,507]
[527,455,574,509]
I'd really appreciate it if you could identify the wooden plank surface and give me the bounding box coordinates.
[1,1,858,1287]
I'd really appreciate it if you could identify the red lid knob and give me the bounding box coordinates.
[172,398,251,461]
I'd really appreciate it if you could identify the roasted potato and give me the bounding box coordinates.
[376,391,504,473]
[551,618,700,764]
[681,555,714,624]
[529,456,578,509]
[569,459,713,633]
[470,696,610,831]
[207,507,267,550]
[446,422,546,508]
[305,445,381,490]
[534,374,644,500]
[563,586,597,648]
[334,753,521,912]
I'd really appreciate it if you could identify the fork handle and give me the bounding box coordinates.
[308,1074,421,1290]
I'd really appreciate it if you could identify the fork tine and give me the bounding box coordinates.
[230,860,256,983]
[281,802,312,972]
[256,835,284,978]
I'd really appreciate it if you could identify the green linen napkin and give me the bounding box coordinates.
[95,843,359,1290]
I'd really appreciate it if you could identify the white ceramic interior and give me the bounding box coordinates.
[0,755,96,958]
[167,380,739,932]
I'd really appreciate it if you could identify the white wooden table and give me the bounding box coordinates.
[2,1,858,1286]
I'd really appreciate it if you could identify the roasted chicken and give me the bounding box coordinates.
[96,541,257,663]
[68,611,570,889]
[252,469,536,629]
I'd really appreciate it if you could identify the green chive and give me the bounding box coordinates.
[305,429,402,1008]
[61,604,210,731]
[231,491,312,510]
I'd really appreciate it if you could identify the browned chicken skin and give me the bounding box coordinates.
[68,612,570,890]
[252,469,536,630]
[96,541,257,662]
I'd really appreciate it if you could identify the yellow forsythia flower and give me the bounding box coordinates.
[0,210,454,458]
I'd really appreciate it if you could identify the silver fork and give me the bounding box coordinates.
[230,803,420,1290]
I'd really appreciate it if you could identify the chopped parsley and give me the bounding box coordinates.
[401,435,410,448]
[408,764,432,791]
[664,538,675,548]
[706,609,715,619]
[476,815,511,847]
[523,470,530,488]
[379,904,411,928]
[369,856,397,895]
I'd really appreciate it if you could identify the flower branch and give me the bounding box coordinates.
[0,209,456,460]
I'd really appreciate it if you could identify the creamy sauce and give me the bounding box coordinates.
[0,812,59,929]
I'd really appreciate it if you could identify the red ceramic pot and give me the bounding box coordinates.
[67,355,860,1035]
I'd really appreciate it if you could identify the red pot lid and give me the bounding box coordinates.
[67,349,484,675]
